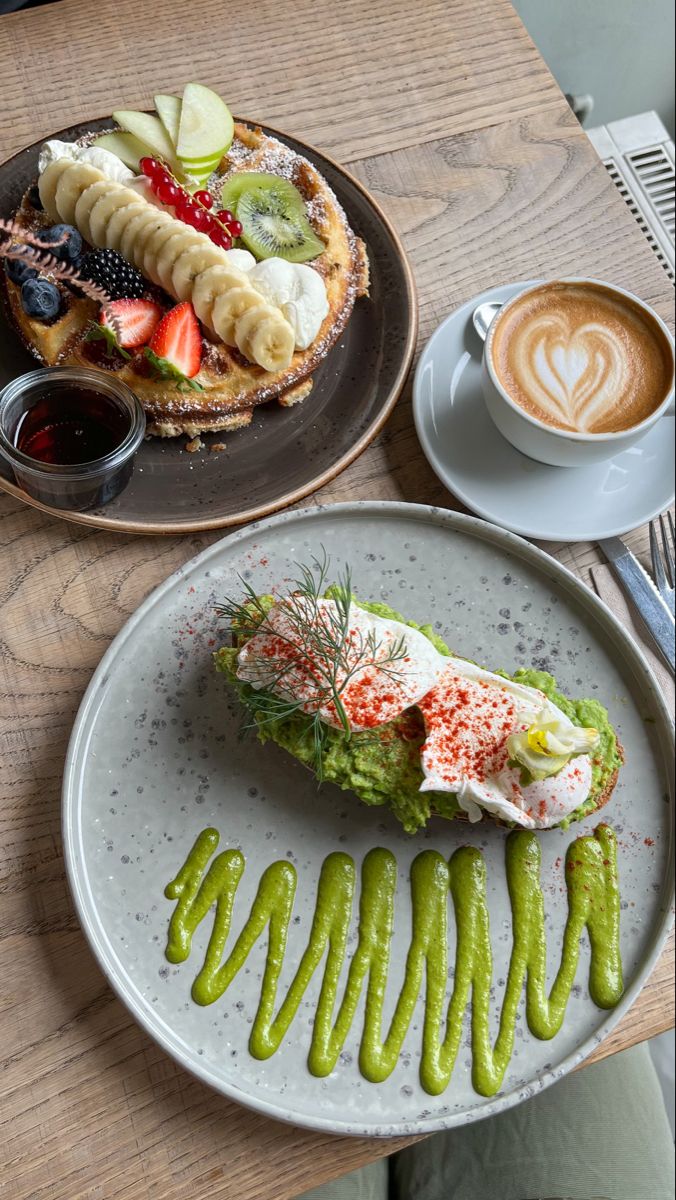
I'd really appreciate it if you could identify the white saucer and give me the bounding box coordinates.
[413,281,675,542]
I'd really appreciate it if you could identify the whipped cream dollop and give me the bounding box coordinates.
[246,258,329,350]
[38,139,134,185]
[127,176,164,207]
[224,248,257,272]
[237,599,598,829]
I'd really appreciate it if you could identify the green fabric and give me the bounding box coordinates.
[395,1042,675,1200]
[295,1044,674,1200]
[296,1157,388,1200]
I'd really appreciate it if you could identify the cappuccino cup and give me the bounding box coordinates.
[481,278,675,467]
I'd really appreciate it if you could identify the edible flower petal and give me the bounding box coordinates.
[507,714,599,782]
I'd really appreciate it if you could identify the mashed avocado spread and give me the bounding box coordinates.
[214,595,621,834]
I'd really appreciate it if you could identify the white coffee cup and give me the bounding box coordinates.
[480,278,675,468]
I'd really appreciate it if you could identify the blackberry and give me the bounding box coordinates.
[79,249,146,300]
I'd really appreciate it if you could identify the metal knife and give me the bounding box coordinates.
[598,537,675,673]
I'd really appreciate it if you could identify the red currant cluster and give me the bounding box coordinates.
[139,157,243,250]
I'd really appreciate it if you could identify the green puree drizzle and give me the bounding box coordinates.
[164,825,623,1097]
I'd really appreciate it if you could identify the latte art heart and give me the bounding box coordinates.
[522,317,627,432]
[491,282,674,435]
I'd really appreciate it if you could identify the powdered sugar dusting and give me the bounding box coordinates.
[305,195,328,229]
[219,130,350,237]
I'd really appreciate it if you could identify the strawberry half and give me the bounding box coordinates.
[101,299,163,348]
[146,301,203,385]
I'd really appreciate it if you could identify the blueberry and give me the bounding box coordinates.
[38,224,82,264]
[21,277,61,321]
[5,248,39,286]
[28,184,43,211]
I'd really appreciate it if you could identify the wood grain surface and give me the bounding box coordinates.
[0,0,564,165]
[0,0,674,1197]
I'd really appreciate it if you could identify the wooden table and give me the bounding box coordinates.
[0,0,674,1196]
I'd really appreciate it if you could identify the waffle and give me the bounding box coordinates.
[2,122,370,438]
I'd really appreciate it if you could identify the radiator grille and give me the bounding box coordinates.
[604,159,675,282]
[588,113,675,284]
[626,146,675,241]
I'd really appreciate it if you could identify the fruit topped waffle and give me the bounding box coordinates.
[1,84,369,439]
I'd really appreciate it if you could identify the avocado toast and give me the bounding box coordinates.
[214,571,623,834]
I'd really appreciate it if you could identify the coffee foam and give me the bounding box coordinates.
[491,282,674,434]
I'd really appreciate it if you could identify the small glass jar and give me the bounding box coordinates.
[0,367,146,511]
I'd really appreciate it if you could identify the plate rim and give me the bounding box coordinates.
[0,118,418,536]
[62,500,675,1137]
[412,282,676,542]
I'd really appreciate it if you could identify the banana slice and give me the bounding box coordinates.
[74,181,118,246]
[38,159,74,222]
[171,243,228,301]
[192,265,249,328]
[54,162,106,225]
[212,288,265,346]
[88,186,144,247]
[142,222,185,285]
[234,304,295,372]
[119,208,163,265]
[106,201,148,252]
[127,210,175,271]
[155,229,204,293]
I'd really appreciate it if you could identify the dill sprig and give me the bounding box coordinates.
[215,551,408,778]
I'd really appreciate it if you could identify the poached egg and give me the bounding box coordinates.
[237,597,445,731]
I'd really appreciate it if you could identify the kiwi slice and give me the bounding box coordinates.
[222,173,326,263]
[220,172,303,217]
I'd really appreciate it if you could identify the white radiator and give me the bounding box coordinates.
[587,111,675,283]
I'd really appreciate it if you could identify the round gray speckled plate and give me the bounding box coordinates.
[0,120,415,534]
[63,503,675,1137]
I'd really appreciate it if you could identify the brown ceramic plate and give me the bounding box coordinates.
[0,118,416,535]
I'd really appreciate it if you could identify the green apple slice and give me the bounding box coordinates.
[183,151,222,164]
[93,131,152,173]
[183,169,218,191]
[181,163,222,183]
[180,156,222,172]
[181,151,224,190]
[113,110,179,168]
[154,94,181,145]
[176,83,233,162]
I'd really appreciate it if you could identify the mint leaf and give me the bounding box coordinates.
[84,321,132,360]
[144,348,204,392]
